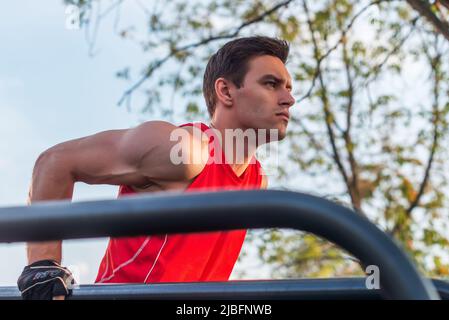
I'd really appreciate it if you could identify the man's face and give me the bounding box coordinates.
[230,55,295,141]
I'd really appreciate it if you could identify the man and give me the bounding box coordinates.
[17,36,295,299]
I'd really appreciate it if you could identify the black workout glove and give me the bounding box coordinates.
[17,260,76,300]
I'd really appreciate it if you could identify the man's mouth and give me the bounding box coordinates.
[276,111,290,122]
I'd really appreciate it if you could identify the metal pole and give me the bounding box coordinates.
[0,190,440,299]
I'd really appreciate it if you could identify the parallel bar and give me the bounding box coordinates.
[1,278,448,300]
[0,278,381,300]
[0,190,439,299]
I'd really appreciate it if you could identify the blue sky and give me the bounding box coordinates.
[0,0,163,285]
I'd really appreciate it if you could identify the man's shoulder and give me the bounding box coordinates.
[132,120,209,181]
[136,120,208,138]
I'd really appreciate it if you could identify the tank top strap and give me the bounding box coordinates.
[179,122,224,164]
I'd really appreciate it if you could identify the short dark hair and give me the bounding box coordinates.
[203,36,290,117]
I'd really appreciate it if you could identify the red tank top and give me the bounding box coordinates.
[95,122,263,283]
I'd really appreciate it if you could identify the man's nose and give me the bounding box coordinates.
[279,90,295,108]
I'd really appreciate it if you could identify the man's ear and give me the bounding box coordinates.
[214,77,233,107]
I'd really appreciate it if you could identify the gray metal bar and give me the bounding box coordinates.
[1,278,448,300]
[0,278,383,300]
[0,190,440,299]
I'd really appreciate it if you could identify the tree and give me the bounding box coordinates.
[406,0,449,41]
[66,0,449,278]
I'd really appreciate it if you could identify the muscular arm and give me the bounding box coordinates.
[27,121,208,264]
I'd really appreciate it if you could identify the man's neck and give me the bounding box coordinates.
[209,120,258,177]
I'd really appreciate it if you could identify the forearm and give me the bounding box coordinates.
[27,242,62,264]
[26,149,75,264]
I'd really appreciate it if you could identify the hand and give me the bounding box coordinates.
[17,260,75,300]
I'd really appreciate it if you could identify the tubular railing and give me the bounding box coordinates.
[0,190,441,299]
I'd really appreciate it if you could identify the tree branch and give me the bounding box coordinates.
[297,0,394,104]
[363,17,419,87]
[405,39,442,215]
[81,0,124,57]
[342,39,362,211]
[117,0,296,107]
[303,0,356,208]
[291,116,334,159]
[406,0,449,41]
[391,34,442,236]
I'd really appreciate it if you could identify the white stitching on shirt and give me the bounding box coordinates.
[98,236,151,283]
[144,234,168,283]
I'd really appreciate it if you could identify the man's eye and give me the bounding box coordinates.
[266,81,276,88]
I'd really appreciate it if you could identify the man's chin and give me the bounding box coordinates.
[277,130,287,141]
[262,127,287,143]
[274,123,288,141]
[251,123,288,143]
[273,130,287,142]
